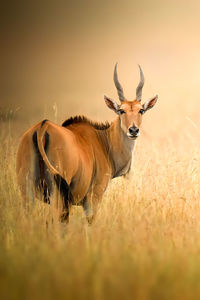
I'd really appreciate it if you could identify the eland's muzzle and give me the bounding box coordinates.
[128,126,140,138]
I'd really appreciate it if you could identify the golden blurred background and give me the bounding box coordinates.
[1,0,200,138]
[2,3,200,298]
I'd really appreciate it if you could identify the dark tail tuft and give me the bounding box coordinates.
[32,130,52,203]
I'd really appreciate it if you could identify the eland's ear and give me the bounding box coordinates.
[104,95,119,114]
[143,95,158,112]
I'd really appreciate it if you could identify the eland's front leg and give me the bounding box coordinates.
[82,197,95,225]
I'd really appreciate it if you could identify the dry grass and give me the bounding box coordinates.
[1,105,200,300]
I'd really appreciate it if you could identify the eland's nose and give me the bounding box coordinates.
[129,126,139,136]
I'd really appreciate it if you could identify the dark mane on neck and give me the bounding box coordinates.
[62,115,110,130]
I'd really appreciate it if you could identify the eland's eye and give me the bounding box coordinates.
[119,109,125,115]
[139,109,145,115]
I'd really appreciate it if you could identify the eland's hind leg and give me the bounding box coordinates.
[16,129,38,208]
[17,167,36,209]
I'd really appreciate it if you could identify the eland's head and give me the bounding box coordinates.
[104,64,158,140]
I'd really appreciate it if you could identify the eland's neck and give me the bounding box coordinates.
[107,117,136,178]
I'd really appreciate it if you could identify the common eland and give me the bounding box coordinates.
[16,64,158,223]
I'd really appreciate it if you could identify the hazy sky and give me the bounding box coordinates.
[1,0,200,123]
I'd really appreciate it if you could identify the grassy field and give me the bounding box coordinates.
[1,103,200,300]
